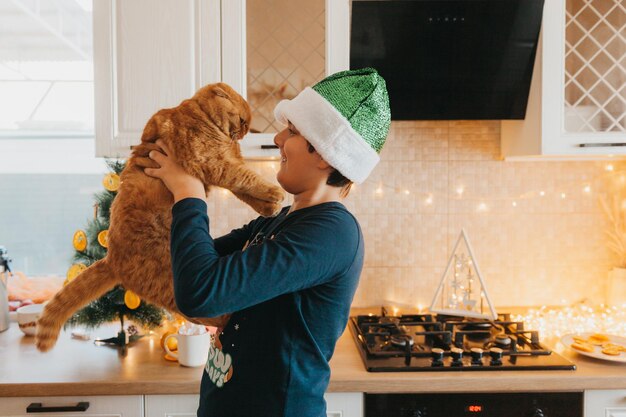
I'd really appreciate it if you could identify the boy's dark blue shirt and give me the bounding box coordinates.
[170,198,364,417]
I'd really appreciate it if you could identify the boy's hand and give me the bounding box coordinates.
[144,139,206,203]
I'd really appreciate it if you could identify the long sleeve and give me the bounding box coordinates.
[212,216,260,256]
[170,198,360,318]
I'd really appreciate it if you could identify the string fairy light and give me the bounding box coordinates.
[354,162,625,204]
[512,301,626,338]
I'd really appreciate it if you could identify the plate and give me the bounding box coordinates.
[561,333,626,363]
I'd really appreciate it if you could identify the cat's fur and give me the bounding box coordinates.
[35,83,285,352]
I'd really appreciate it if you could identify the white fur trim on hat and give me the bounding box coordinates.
[274,87,379,184]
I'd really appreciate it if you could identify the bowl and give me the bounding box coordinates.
[16,303,45,336]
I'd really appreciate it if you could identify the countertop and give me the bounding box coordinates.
[1,319,626,397]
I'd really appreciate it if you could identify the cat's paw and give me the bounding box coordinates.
[35,324,60,352]
[256,200,283,217]
[260,185,285,203]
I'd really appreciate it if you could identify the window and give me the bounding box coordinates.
[0,0,94,138]
[0,0,107,277]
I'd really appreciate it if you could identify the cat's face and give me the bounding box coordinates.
[193,83,251,142]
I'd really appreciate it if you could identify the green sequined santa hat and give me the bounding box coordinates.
[274,67,391,184]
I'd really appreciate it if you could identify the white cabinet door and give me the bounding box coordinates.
[325,393,363,417]
[0,396,142,417]
[94,0,350,160]
[585,390,626,417]
[220,0,350,160]
[144,394,199,417]
[502,0,626,159]
[93,0,221,158]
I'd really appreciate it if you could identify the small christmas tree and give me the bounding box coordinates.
[64,160,165,347]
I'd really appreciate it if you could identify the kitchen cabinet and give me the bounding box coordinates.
[93,0,220,159]
[93,0,349,160]
[325,393,363,417]
[0,393,361,417]
[585,390,626,417]
[0,396,143,417]
[145,395,198,417]
[502,0,626,159]
[144,393,363,417]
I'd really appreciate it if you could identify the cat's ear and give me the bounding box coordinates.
[214,87,230,99]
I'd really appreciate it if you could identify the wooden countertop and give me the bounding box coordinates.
[1,320,625,397]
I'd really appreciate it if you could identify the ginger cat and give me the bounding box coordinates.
[35,83,285,352]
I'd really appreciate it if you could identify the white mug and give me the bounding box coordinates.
[164,328,211,367]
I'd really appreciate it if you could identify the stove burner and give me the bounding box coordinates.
[391,335,414,348]
[495,334,512,348]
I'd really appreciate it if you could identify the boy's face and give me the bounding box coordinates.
[273,121,330,195]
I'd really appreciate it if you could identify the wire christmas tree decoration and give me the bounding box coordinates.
[430,229,497,320]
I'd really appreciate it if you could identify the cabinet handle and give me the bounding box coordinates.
[27,402,90,413]
[577,143,626,147]
[260,145,279,149]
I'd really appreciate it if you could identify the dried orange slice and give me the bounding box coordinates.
[164,353,178,362]
[124,290,141,310]
[103,173,121,192]
[72,230,87,252]
[601,348,621,356]
[166,336,178,351]
[97,230,109,248]
[160,329,177,350]
[588,333,610,345]
[66,263,88,282]
[571,342,594,353]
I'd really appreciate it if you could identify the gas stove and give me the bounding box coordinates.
[349,308,576,372]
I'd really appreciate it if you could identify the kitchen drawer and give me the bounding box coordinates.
[585,390,626,417]
[144,395,199,417]
[0,396,143,417]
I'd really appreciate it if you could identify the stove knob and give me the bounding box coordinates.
[470,347,484,365]
[450,347,464,367]
[530,407,545,417]
[489,347,503,366]
[431,347,444,367]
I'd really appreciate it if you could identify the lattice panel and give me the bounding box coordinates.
[564,0,626,133]
[246,0,325,134]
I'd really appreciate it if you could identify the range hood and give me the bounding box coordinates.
[350,0,545,120]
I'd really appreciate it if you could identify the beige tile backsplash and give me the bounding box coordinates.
[206,121,624,309]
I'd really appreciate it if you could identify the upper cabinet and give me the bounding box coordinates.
[502,0,626,159]
[94,0,349,159]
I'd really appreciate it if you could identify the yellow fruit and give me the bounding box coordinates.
[160,329,176,350]
[103,173,121,192]
[164,353,177,362]
[97,230,109,248]
[124,290,141,309]
[73,230,87,252]
[166,336,178,351]
[66,264,88,282]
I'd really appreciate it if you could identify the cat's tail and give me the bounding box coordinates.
[35,259,118,352]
